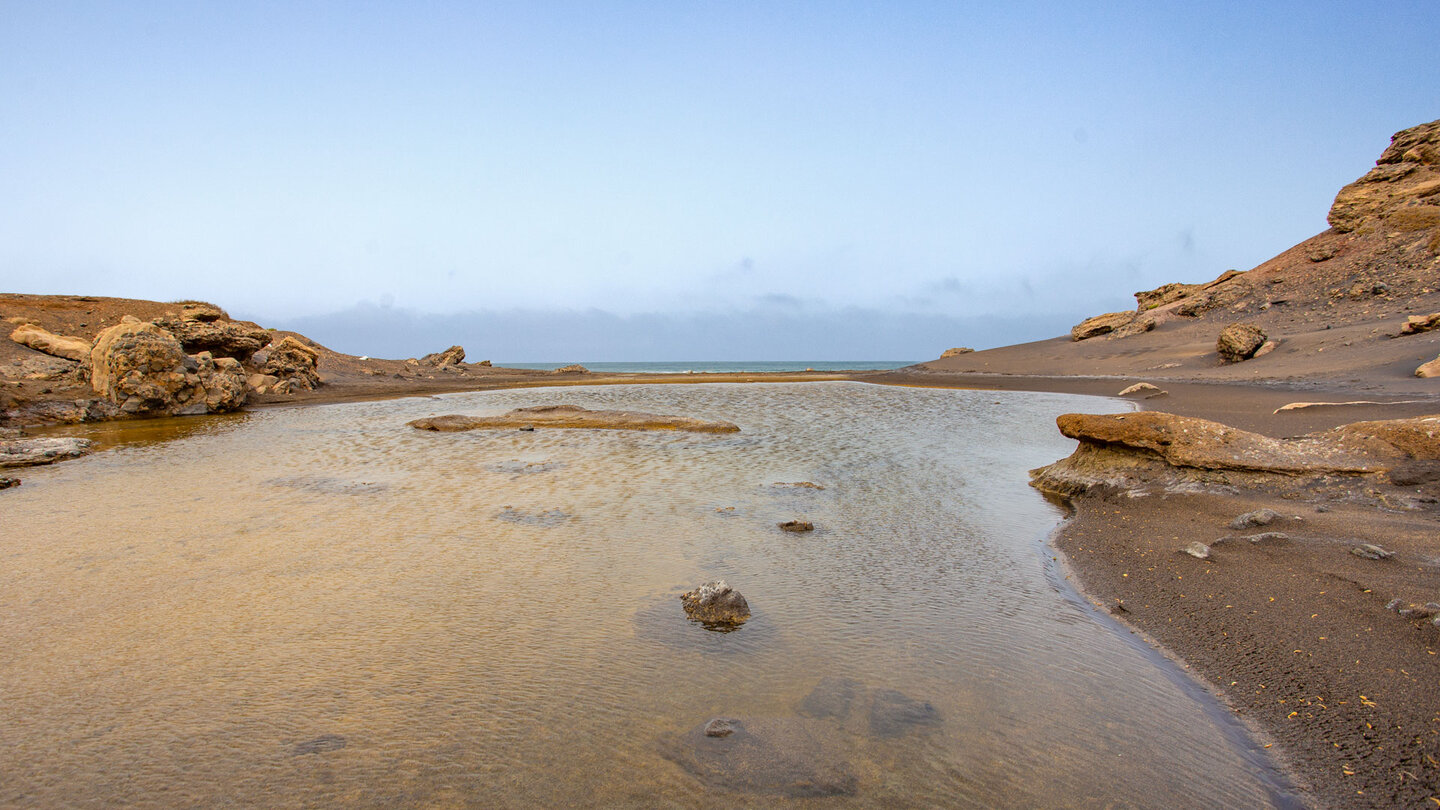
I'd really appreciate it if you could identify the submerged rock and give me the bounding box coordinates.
[409,405,740,434]
[0,437,95,468]
[778,520,814,533]
[291,734,347,756]
[660,717,857,798]
[680,580,751,627]
[796,677,942,739]
[868,689,942,738]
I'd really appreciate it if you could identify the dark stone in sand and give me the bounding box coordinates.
[0,476,18,490]
[292,734,347,756]
[868,689,942,738]
[660,717,857,797]
[778,520,814,533]
[1229,508,1279,529]
[1350,543,1394,560]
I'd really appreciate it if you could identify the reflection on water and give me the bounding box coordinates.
[0,383,1295,808]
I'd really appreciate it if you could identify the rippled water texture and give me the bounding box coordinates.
[1,383,1290,808]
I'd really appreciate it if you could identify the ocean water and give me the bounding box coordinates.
[501,360,917,373]
[0,383,1296,808]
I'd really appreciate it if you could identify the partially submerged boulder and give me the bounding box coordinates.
[1217,323,1266,363]
[263,336,321,391]
[1,436,94,468]
[9,323,92,362]
[1029,411,1440,498]
[680,580,751,626]
[408,404,740,433]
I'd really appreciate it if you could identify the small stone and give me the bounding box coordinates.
[1246,532,1289,544]
[1350,543,1394,560]
[1182,541,1211,559]
[704,718,738,738]
[778,520,814,533]
[1229,509,1279,530]
[1386,598,1402,611]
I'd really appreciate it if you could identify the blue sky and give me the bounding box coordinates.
[2,1,1437,359]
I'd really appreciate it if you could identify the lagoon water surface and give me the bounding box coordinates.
[1,383,1294,808]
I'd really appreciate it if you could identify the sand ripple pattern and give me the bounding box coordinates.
[0,383,1292,808]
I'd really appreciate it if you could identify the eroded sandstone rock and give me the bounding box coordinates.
[420,345,465,366]
[680,580,751,626]
[1070,311,1134,341]
[1417,356,1440,378]
[408,404,740,433]
[152,316,272,362]
[1328,119,1440,234]
[1400,312,1440,335]
[1217,323,1266,363]
[9,323,92,362]
[263,336,321,391]
[1,436,95,468]
[940,347,975,358]
[551,364,589,374]
[88,321,247,415]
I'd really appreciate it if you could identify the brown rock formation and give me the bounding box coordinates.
[420,345,466,366]
[940,347,974,358]
[88,319,247,415]
[1327,118,1440,240]
[1069,311,1134,341]
[152,315,272,362]
[263,336,321,391]
[9,323,92,362]
[679,580,751,626]
[1216,323,1266,363]
[408,404,740,433]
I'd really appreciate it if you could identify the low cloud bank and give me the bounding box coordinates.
[253,303,1086,362]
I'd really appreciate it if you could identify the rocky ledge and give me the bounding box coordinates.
[1030,411,1440,501]
[408,404,740,433]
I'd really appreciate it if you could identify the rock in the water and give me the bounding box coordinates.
[420,345,466,366]
[0,476,18,490]
[1351,543,1394,560]
[1217,323,1267,363]
[263,336,321,391]
[1118,382,1162,397]
[1181,541,1211,559]
[778,520,814,533]
[868,689,942,738]
[9,323,92,362]
[940,347,975,358]
[1070,311,1135,341]
[1229,508,1279,529]
[660,717,857,798]
[1400,312,1440,336]
[1416,355,1440,378]
[409,405,740,433]
[704,718,738,738]
[1,437,94,468]
[680,580,751,626]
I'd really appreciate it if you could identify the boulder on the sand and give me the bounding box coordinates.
[9,323,92,362]
[1229,508,1279,529]
[263,336,321,391]
[1217,323,1267,363]
[89,321,247,415]
[152,316,272,362]
[409,404,740,433]
[420,345,466,366]
[1070,311,1134,341]
[778,520,814,533]
[1400,312,1440,336]
[680,580,751,626]
[1029,412,1440,498]
[660,717,856,798]
[551,364,589,374]
[1,437,94,468]
[1416,355,1440,378]
[1181,541,1211,559]
[1351,543,1394,560]
[940,347,974,358]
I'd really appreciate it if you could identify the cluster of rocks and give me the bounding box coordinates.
[6,305,322,419]
[1397,311,1440,377]
[1326,118,1440,238]
[1176,507,1402,566]
[1068,269,1252,344]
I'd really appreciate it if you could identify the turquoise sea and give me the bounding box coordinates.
[501,360,918,373]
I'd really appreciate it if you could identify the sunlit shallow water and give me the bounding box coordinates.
[1,383,1293,808]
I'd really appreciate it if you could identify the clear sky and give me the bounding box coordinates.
[2,1,1437,360]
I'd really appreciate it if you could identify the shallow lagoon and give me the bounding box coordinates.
[0,383,1295,807]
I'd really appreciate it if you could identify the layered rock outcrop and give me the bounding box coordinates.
[420,345,466,366]
[152,315,272,362]
[1328,119,1440,238]
[9,323,92,362]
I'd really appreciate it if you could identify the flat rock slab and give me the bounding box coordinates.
[660,717,857,797]
[797,677,942,739]
[0,437,95,468]
[408,404,740,433]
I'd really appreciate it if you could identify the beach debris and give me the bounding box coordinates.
[1217,323,1267,362]
[420,344,465,366]
[1350,543,1395,560]
[1117,382,1163,397]
[704,718,738,738]
[1181,541,1212,559]
[939,347,974,358]
[0,476,19,490]
[291,734,347,756]
[680,580,751,626]
[1229,508,1279,529]
[9,323,92,362]
[659,716,857,798]
[778,520,814,533]
[263,336,321,391]
[1,436,95,468]
[1399,311,1440,335]
[409,404,740,433]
